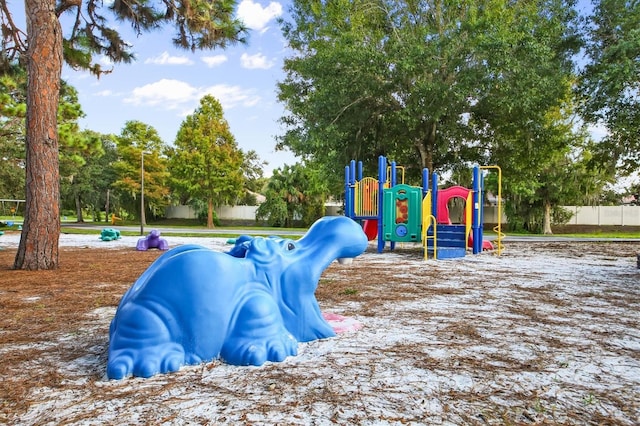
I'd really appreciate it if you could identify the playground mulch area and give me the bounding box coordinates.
[0,236,639,425]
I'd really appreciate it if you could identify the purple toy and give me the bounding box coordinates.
[136,229,169,251]
[107,216,368,379]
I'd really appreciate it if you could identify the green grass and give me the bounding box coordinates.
[59,226,302,240]
[4,215,639,239]
[0,216,22,222]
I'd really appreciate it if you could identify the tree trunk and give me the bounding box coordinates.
[75,192,84,222]
[105,189,110,222]
[207,198,214,228]
[543,200,553,235]
[14,0,63,270]
[415,121,436,173]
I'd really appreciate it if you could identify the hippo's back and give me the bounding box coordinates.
[110,246,250,358]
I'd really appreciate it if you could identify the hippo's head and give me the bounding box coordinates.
[226,216,368,342]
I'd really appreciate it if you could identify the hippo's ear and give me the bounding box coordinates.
[244,237,281,266]
[225,235,254,258]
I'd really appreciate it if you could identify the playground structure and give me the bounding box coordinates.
[344,156,504,259]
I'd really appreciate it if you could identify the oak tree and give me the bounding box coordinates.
[277,0,581,185]
[579,0,640,174]
[111,120,170,222]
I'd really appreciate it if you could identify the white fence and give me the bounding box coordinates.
[164,205,198,219]
[483,205,640,226]
[561,205,640,226]
[166,205,640,226]
[216,205,259,220]
[166,204,343,221]
[167,205,257,220]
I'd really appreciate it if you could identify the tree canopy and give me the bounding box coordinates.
[276,0,617,233]
[169,95,245,228]
[111,120,171,222]
[277,0,582,182]
[579,0,640,174]
[0,67,26,199]
[256,162,327,227]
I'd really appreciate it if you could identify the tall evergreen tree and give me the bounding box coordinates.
[170,95,245,228]
[0,67,26,199]
[59,131,117,222]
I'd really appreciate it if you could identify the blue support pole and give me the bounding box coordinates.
[422,168,429,197]
[390,161,397,187]
[344,165,351,218]
[377,156,386,253]
[349,160,356,185]
[431,172,438,223]
[472,165,481,254]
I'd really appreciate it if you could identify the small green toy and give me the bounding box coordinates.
[100,228,121,241]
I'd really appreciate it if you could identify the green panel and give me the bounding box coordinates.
[382,184,423,242]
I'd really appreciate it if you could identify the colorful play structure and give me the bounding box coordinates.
[344,156,504,259]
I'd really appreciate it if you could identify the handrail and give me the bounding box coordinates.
[387,165,405,184]
[480,165,504,255]
[423,215,437,260]
[421,192,437,260]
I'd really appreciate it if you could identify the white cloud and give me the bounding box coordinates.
[201,55,228,68]
[94,90,113,97]
[240,52,275,69]
[202,84,261,109]
[237,0,283,32]
[124,79,260,111]
[124,79,198,108]
[144,51,194,66]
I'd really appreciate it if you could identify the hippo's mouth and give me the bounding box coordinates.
[278,259,337,342]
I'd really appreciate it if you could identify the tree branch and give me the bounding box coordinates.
[0,0,28,57]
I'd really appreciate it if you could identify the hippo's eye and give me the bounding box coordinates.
[287,242,295,250]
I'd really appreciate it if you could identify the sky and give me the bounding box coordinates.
[62,0,298,176]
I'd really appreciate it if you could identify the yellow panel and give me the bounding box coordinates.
[354,177,379,217]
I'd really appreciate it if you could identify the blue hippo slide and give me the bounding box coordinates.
[107,216,368,379]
